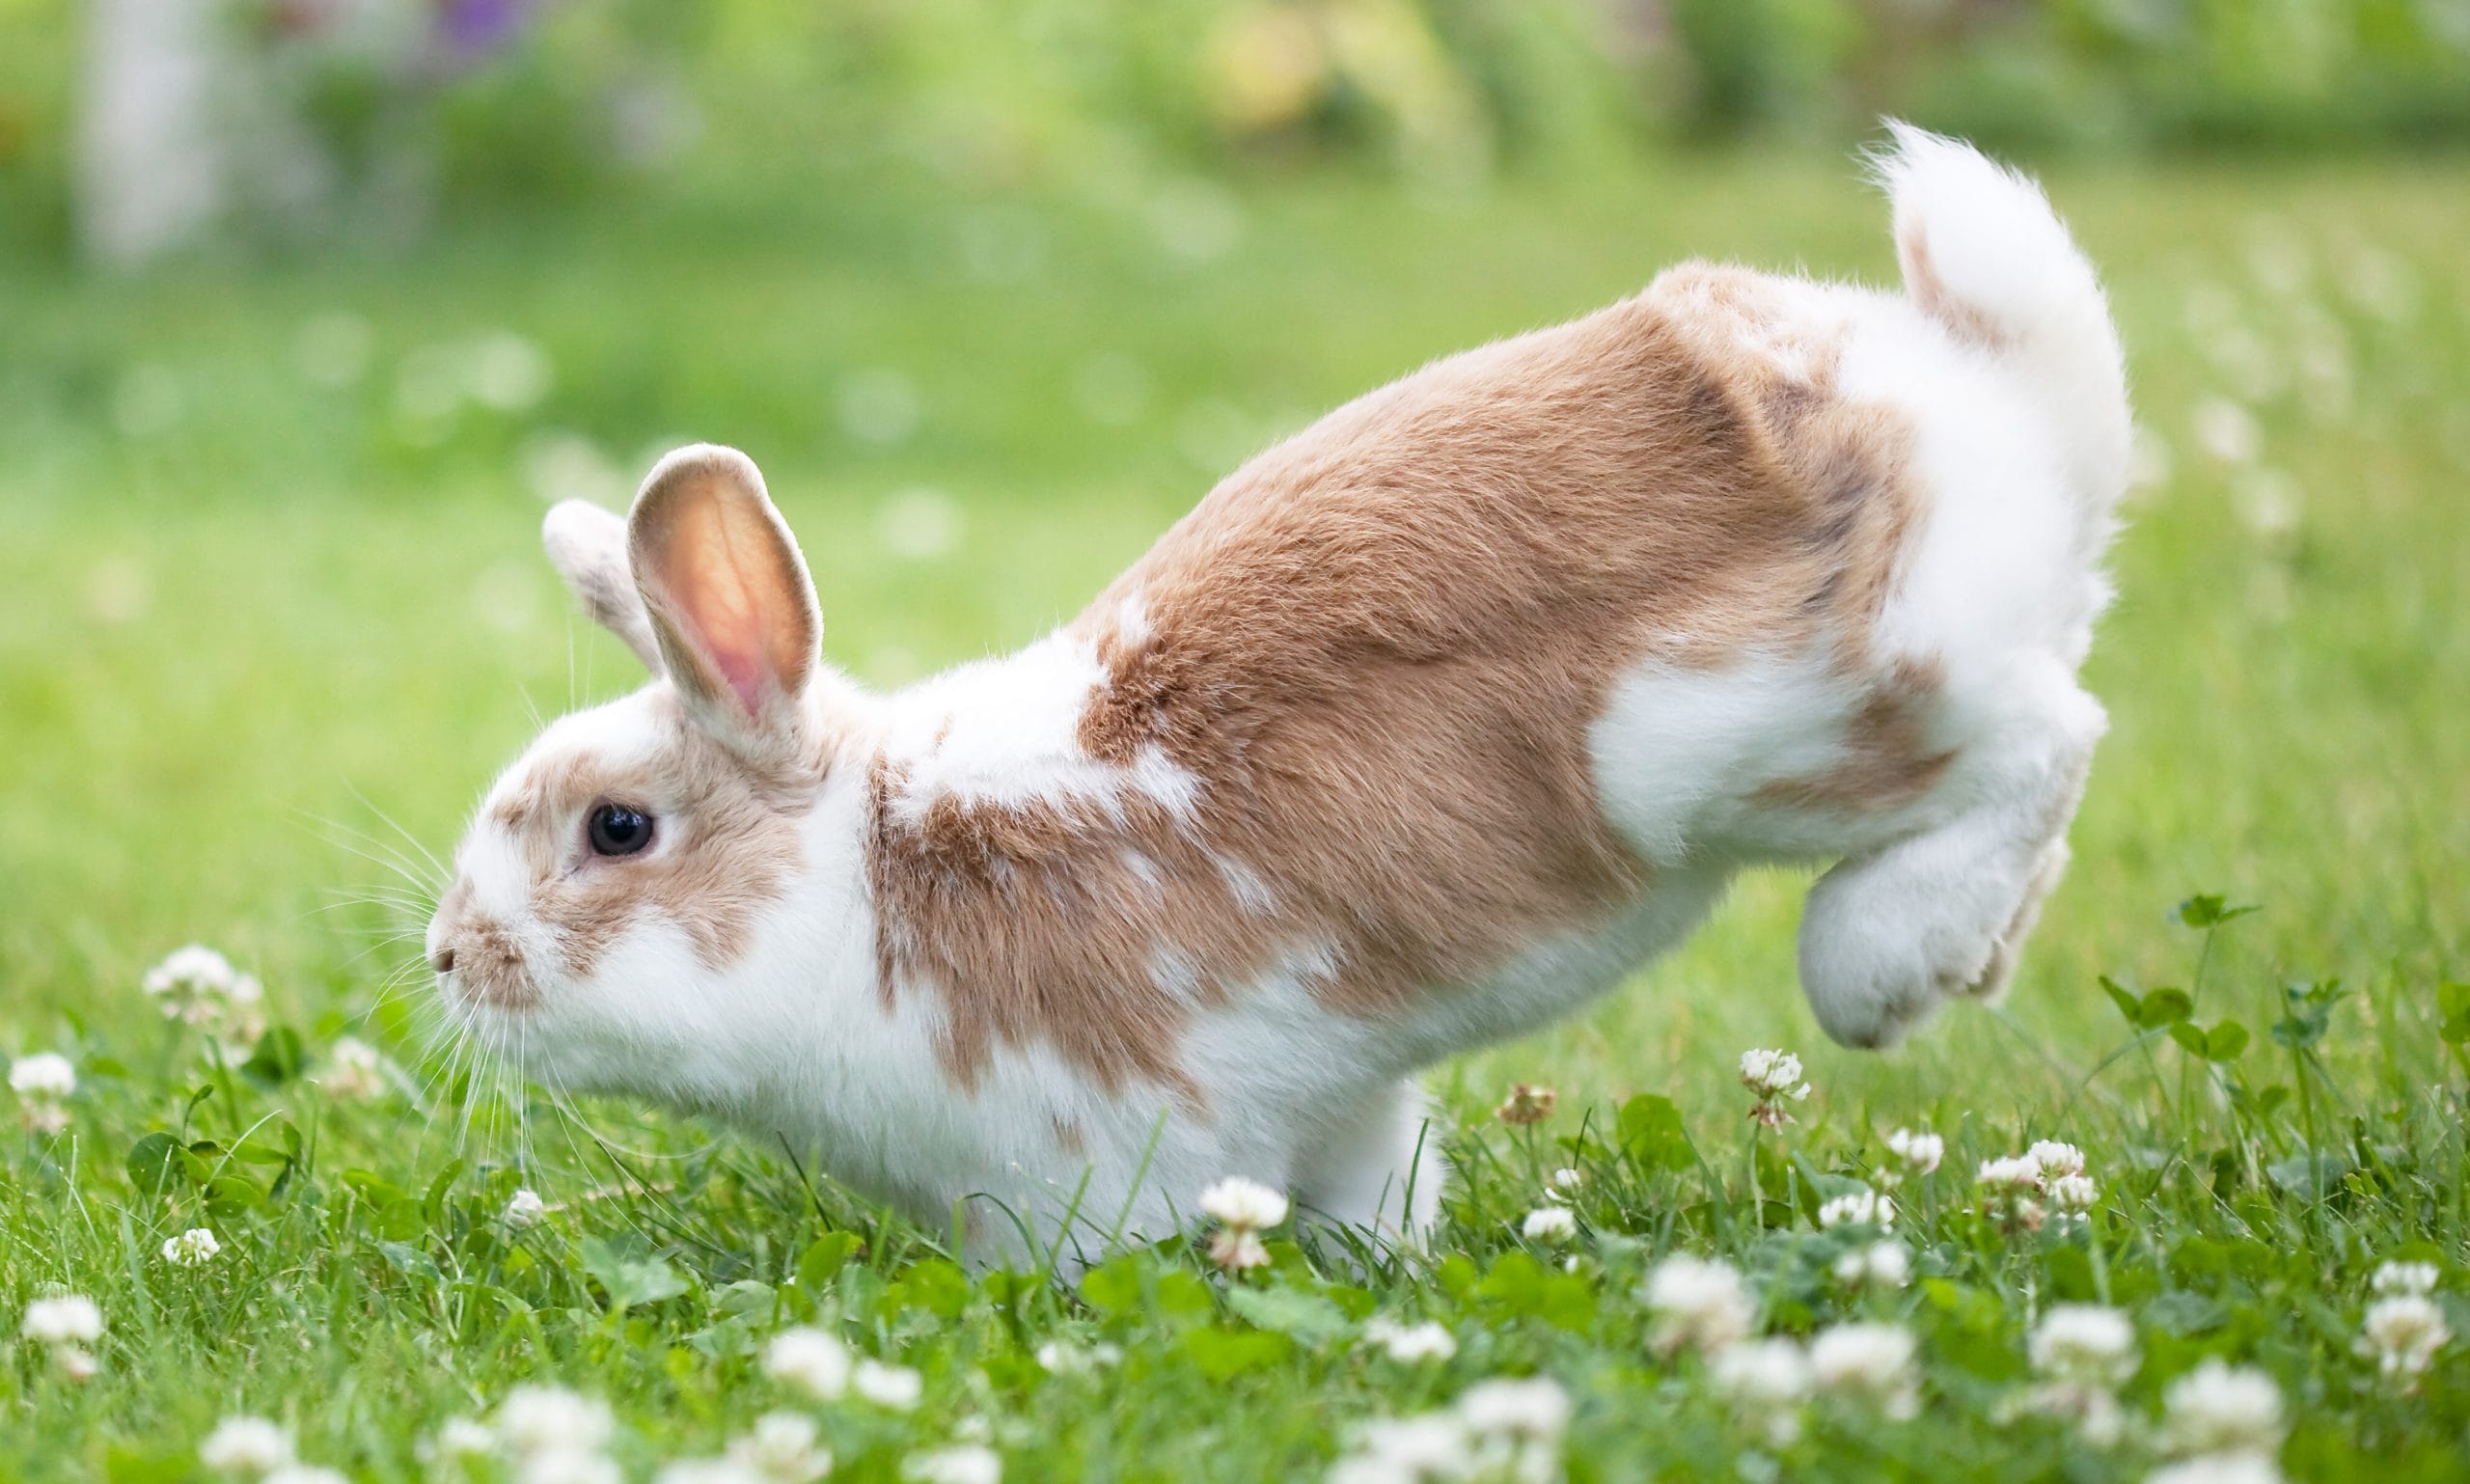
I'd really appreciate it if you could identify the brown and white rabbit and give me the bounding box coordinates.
[427,126,2127,1268]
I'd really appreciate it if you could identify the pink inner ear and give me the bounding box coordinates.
[674,582,774,722]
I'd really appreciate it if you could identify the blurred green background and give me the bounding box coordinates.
[1,0,2466,1125]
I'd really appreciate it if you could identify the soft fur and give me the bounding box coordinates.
[426,127,2129,1269]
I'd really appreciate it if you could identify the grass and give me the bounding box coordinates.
[3,148,2468,1481]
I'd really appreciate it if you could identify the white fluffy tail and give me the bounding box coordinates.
[1874,122,2131,543]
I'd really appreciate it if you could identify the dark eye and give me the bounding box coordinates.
[587,803,655,857]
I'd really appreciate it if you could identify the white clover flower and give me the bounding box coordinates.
[2160,1360,2284,1458]
[1457,1374,1573,1442]
[506,1189,549,1227]
[1354,1413,1470,1476]
[2146,1454,2284,1484]
[727,1412,833,1484]
[10,1052,75,1098]
[20,1294,102,1346]
[2046,1173,2100,1223]
[2009,1381,2129,1449]
[2192,397,2263,465]
[1711,1337,1813,1445]
[318,1037,389,1101]
[854,1359,923,1410]
[264,1469,349,1484]
[162,1227,223,1267]
[146,944,241,1023]
[763,1328,853,1400]
[1364,1317,1458,1364]
[1976,1154,2043,1190]
[1881,1127,1943,1181]
[2370,1261,2440,1297]
[1522,1206,1578,1244]
[1033,1339,1122,1375]
[492,1386,614,1459]
[200,1415,294,1476]
[1830,1241,1910,1290]
[55,1345,99,1381]
[1210,1227,1271,1272]
[520,1450,624,1484]
[430,1417,496,1461]
[1645,1254,1755,1357]
[1817,1189,1894,1230]
[1809,1322,1920,1419]
[2030,1305,2137,1388]
[1199,1176,1290,1231]
[11,1053,76,1135]
[1546,1168,1585,1200]
[1739,1048,1811,1127]
[2025,1141,2087,1179]
[901,1443,1002,1484]
[2357,1295,2450,1384]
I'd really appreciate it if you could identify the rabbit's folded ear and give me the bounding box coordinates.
[542,500,663,673]
[626,444,822,752]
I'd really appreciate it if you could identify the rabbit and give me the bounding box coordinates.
[425,125,2127,1270]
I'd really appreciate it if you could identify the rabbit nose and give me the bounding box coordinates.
[430,946,457,974]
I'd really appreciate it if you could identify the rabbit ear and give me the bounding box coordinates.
[626,444,822,747]
[542,500,663,672]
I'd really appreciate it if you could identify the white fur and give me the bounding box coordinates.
[435,129,2129,1271]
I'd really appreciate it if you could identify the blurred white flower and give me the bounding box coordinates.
[10,1051,75,1135]
[1831,1241,1910,1290]
[2160,1360,2284,1458]
[763,1328,853,1401]
[1644,1254,1754,1357]
[2192,398,2262,464]
[2047,1173,2100,1224]
[727,1411,833,1484]
[520,1450,624,1484]
[264,1469,349,1484]
[2370,1261,2440,1297]
[468,332,554,413]
[1817,1189,1894,1230]
[21,1294,102,1346]
[2145,1454,2284,1484]
[1363,1318,1457,1364]
[1882,1127,1943,1180]
[318,1037,389,1101]
[2232,468,2302,541]
[2031,1305,2137,1388]
[1033,1339,1122,1374]
[1739,1049,1811,1128]
[1200,1176,1290,1230]
[522,431,627,508]
[875,487,966,561]
[1712,1337,1812,1445]
[492,1386,614,1459]
[839,370,922,446]
[2025,1141,2086,1179]
[200,1416,294,1476]
[506,1189,549,1227]
[1522,1206,1578,1245]
[1211,1227,1271,1272]
[2357,1295,2450,1384]
[902,1443,1002,1484]
[1809,1322,1919,1419]
[853,1359,923,1410]
[145,945,240,1025]
[162,1227,222,1267]
[431,1417,496,1461]
[1455,1374,1573,1442]
[1351,1413,1468,1478]
[1546,1168,1585,1199]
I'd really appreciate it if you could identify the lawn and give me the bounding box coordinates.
[2,150,2467,1482]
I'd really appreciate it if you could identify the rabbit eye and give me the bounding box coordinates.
[587,803,655,857]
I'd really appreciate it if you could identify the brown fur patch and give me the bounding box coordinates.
[441,693,815,998]
[1751,659,1956,812]
[867,266,1937,1090]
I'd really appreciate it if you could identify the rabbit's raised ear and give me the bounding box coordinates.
[542,500,663,672]
[626,444,822,749]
